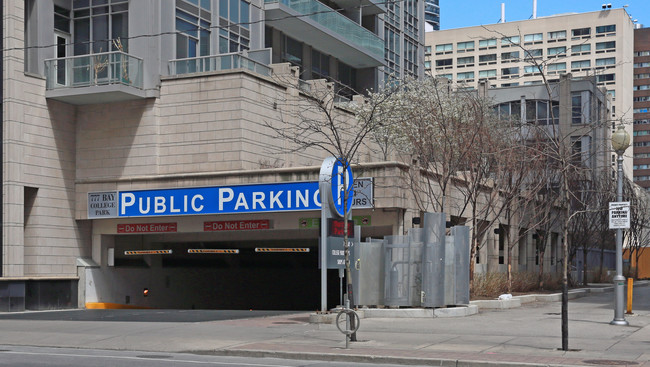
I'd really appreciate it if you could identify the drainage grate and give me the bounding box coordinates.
[583,360,638,366]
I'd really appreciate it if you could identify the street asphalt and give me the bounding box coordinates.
[0,283,648,367]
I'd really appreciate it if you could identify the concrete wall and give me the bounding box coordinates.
[4,0,91,277]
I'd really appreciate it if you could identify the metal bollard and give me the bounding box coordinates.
[626,278,633,315]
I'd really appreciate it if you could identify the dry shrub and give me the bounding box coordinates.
[471,272,563,299]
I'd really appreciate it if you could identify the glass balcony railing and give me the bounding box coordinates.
[169,53,273,77]
[265,0,383,60]
[45,51,143,90]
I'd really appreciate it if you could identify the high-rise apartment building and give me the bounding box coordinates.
[2,0,424,311]
[424,0,440,31]
[633,27,650,190]
[425,8,635,175]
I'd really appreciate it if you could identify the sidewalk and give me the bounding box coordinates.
[0,283,648,367]
[212,285,650,367]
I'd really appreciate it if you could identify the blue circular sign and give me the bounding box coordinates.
[330,158,354,217]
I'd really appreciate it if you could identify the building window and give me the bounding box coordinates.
[596,24,616,34]
[572,93,583,124]
[501,67,519,76]
[425,45,432,55]
[435,43,452,52]
[634,62,650,68]
[501,36,520,46]
[479,54,497,64]
[501,51,519,61]
[525,49,543,61]
[176,1,211,59]
[311,49,330,79]
[479,69,497,78]
[548,46,566,57]
[436,58,452,67]
[634,108,649,114]
[479,38,497,48]
[72,0,129,55]
[571,27,590,38]
[596,57,616,66]
[218,0,250,54]
[634,73,650,79]
[495,101,521,122]
[547,30,566,40]
[572,44,591,54]
[548,62,566,71]
[456,71,474,80]
[384,24,400,78]
[54,5,70,33]
[437,73,452,79]
[283,36,302,67]
[457,41,475,51]
[524,33,543,43]
[634,51,650,57]
[634,85,650,91]
[571,60,591,69]
[457,56,474,65]
[596,41,616,50]
[338,62,357,96]
[524,65,539,74]
[424,60,431,68]
[596,74,615,83]
[634,96,650,102]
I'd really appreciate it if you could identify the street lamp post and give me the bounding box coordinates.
[610,125,630,326]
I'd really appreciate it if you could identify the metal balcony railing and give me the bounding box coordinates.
[45,51,143,90]
[169,53,272,77]
[264,0,383,60]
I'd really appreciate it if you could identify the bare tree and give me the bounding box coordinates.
[265,69,395,340]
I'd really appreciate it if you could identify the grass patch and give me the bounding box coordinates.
[471,272,563,299]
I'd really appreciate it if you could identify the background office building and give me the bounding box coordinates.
[424,8,635,175]
[633,27,650,190]
[2,0,424,311]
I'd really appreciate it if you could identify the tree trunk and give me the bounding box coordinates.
[538,250,545,289]
[599,245,605,283]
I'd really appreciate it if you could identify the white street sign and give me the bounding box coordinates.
[609,202,630,229]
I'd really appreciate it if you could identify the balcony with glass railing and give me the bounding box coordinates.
[168,53,273,77]
[45,51,145,105]
[264,0,384,68]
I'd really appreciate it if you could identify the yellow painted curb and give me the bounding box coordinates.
[85,302,152,310]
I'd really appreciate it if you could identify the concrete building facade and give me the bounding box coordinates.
[425,8,635,175]
[2,0,425,311]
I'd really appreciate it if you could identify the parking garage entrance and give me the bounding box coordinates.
[94,234,342,311]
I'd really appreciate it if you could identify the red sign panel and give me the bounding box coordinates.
[117,223,177,233]
[327,218,355,237]
[204,220,270,231]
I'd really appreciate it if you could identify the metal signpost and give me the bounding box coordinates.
[318,157,353,312]
[609,200,630,326]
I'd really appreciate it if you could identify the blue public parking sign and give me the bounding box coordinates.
[330,158,354,217]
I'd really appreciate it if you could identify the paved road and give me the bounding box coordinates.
[0,284,648,367]
[0,345,431,367]
[0,309,299,322]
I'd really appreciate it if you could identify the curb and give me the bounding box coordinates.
[207,348,578,367]
[309,304,479,323]
[309,281,650,322]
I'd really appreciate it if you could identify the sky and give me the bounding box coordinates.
[440,0,649,30]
